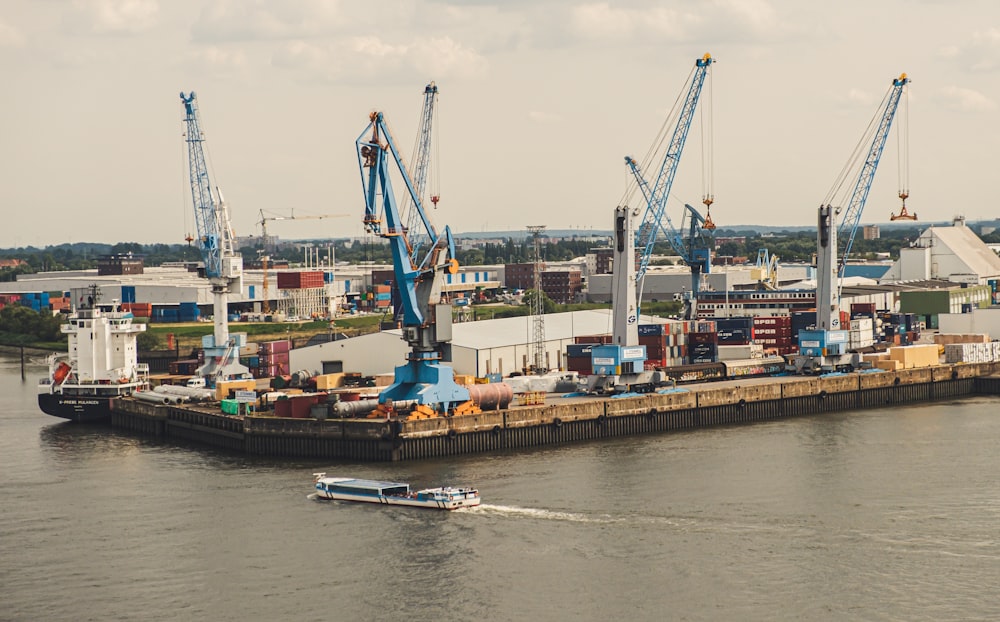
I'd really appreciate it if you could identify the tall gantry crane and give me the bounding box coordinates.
[820,73,909,331]
[179,91,250,381]
[356,110,475,417]
[400,82,440,264]
[625,53,715,322]
[794,73,909,374]
[587,54,714,394]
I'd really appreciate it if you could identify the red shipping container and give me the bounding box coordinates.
[575,335,611,344]
[687,332,719,345]
[261,340,291,354]
[753,316,792,327]
[261,351,290,364]
[276,270,325,290]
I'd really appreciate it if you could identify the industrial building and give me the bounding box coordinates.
[290,309,631,378]
[880,217,1000,285]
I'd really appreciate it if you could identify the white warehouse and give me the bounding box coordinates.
[290,309,630,378]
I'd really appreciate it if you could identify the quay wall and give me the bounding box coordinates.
[109,363,1000,462]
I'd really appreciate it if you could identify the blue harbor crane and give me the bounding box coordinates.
[794,73,909,374]
[180,91,250,382]
[587,54,714,394]
[625,53,715,322]
[356,110,476,417]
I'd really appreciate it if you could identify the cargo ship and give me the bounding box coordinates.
[38,286,150,423]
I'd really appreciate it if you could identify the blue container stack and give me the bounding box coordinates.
[179,302,201,322]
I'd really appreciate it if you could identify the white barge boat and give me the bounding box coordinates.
[313,474,480,510]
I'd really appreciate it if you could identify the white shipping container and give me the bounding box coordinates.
[717,343,764,361]
[850,318,874,332]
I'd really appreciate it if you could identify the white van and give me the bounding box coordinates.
[185,377,206,389]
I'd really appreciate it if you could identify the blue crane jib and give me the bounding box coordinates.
[836,73,910,278]
[625,53,715,319]
[355,110,470,415]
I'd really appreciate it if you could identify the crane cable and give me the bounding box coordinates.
[699,66,715,227]
[822,87,894,210]
[896,89,910,211]
[619,63,694,210]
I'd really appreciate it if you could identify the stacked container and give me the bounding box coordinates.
[753,316,795,355]
[258,339,291,377]
[276,271,324,289]
[713,317,754,345]
[566,343,595,374]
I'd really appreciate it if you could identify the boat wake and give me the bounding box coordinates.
[470,504,620,524]
[468,504,703,528]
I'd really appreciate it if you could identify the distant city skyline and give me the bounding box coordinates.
[3,1,999,248]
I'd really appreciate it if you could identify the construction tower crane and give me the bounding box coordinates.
[793,73,909,374]
[179,91,250,381]
[625,53,715,321]
[356,110,475,418]
[256,210,347,314]
[400,82,440,264]
[586,54,714,395]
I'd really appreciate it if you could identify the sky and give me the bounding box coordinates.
[2,0,998,248]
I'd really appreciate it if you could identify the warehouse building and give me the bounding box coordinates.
[290,309,631,378]
[880,217,1000,285]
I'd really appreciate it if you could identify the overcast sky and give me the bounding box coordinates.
[2,0,997,248]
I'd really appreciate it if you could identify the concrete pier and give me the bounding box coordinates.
[110,362,1000,462]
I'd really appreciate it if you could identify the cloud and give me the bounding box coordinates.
[566,0,787,45]
[72,0,159,34]
[272,35,487,83]
[843,88,877,107]
[937,85,997,112]
[569,3,694,41]
[192,0,343,43]
[941,26,1000,72]
[0,18,25,47]
[527,110,562,124]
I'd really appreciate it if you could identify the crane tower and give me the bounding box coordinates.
[179,92,250,381]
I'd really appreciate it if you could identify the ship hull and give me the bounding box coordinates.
[37,393,113,423]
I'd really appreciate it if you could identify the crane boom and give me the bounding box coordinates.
[356,110,471,416]
[815,73,909,332]
[625,53,714,319]
[836,73,910,280]
[180,91,248,381]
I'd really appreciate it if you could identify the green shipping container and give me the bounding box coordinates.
[221,399,240,415]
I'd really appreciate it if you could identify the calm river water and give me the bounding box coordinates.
[2,352,999,621]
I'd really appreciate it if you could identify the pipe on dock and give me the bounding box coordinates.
[330,398,418,418]
[134,391,171,405]
[154,385,215,402]
[467,382,513,410]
